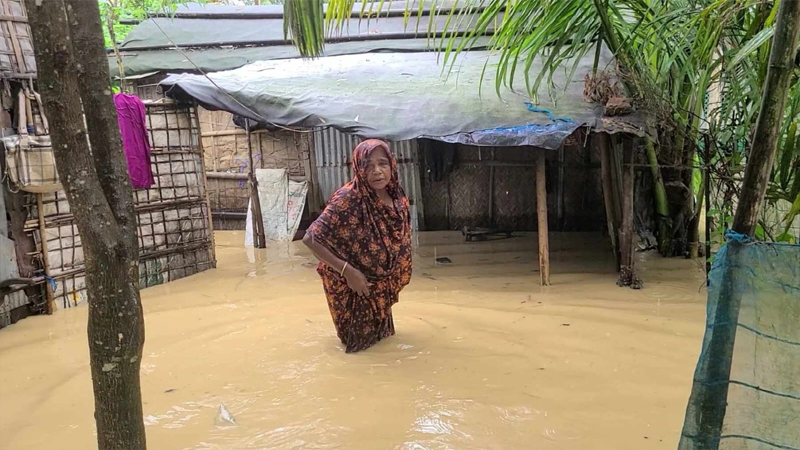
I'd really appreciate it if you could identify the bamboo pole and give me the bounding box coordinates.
[535,151,550,286]
[609,137,624,227]
[557,143,565,228]
[206,172,249,180]
[488,148,495,226]
[193,108,217,268]
[246,119,266,248]
[617,138,636,287]
[681,1,800,447]
[598,133,619,264]
[704,137,712,277]
[36,194,54,314]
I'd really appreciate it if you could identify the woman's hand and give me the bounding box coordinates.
[344,266,372,296]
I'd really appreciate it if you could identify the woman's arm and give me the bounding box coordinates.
[302,233,371,295]
[302,233,346,274]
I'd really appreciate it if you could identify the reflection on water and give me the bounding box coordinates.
[0,231,706,450]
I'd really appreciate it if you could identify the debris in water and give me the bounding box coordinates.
[164,388,176,393]
[216,403,237,426]
[436,257,452,264]
[636,231,658,251]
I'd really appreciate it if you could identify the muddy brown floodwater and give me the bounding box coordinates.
[0,231,707,450]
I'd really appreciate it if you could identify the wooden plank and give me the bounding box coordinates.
[0,14,27,22]
[535,151,550,286]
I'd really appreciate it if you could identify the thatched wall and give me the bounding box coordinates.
[23,103,215,310]
[199,108,318,230]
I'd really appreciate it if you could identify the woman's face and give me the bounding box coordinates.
[365,147,392,191]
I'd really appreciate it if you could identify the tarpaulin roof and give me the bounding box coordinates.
[160,48,645,148]
[112,1,496,77]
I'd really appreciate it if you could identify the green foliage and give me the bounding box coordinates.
[284,0,325,58]
[98,0,206,48]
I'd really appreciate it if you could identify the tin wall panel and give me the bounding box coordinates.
[313,128,422,229]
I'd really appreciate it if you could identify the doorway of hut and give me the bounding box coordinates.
[415,132,651,285]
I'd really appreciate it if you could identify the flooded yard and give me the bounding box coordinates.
[0,231,706,450]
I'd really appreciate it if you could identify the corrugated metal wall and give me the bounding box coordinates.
[313,128,423,230]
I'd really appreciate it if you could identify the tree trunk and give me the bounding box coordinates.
[646,139,672,255]
[688,170,705,259]
[680,1,800,447]
[28,1,147,449]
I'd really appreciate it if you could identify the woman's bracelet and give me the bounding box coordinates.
[340,262,349,277]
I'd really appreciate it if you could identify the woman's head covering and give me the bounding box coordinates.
[350,139,404,199]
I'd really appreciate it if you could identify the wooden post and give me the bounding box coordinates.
[535,151,550,286]
[36,194,55,314]
[193,108,217,267]
[557,143,565,228]
[617,138,638,288]
[704,137,712,277]
[246,119,266,248]
[598,133,619,264]
[488,148,495,226]
[609,136,624,227]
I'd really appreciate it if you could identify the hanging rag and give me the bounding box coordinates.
[114,93,154,189]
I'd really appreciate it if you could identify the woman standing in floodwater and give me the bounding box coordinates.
[302,139,413,353]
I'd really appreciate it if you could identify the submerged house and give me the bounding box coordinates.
[114,2,652,286]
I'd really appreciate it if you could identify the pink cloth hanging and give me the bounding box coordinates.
[114,93,154,189]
